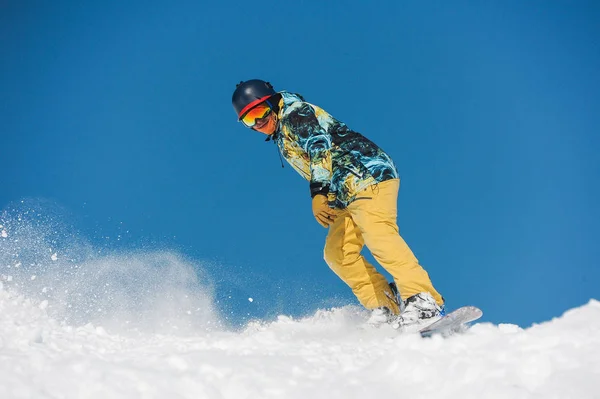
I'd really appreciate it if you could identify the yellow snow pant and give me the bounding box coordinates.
[324,179,443,315]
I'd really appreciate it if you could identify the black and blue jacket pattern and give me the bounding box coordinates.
[273,91,398,209]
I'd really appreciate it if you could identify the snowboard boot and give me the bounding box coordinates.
[391,292,444,331]
[366,282,402,326]
[366,306,393,326]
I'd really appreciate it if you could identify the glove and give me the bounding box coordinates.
[312,194,338,228]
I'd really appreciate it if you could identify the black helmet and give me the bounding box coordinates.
[232,79,277,120]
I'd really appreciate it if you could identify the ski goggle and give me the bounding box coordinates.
[239,103,272,128]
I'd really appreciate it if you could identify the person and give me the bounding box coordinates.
[231,79,444,329]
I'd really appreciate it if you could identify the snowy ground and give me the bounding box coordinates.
[1,284,599,399]
[1,211,599,399]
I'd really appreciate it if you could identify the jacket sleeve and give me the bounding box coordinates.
[288,102,333,198]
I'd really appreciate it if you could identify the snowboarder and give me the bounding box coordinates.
[232,79,444,329]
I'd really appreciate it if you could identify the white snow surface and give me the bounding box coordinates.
[1,285,599,399]
[0,206,599,398]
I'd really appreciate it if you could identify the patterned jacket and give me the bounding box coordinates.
[273,91,398,209]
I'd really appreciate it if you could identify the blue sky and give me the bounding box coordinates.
[2,1,599,327]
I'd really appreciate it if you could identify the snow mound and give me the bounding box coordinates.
[2,203,599,398]
[1,286,599,398]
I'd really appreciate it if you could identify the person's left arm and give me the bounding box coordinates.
[291,103,333,197]
[287,102,337,226]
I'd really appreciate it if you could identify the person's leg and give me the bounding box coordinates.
[347,179,444,305]
[324,209,399,313]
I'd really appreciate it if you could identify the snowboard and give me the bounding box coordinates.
[419,306,483,337]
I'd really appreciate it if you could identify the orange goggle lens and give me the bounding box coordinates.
[240,104,272,128]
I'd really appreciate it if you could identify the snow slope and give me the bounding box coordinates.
[1,282,599,399]
[1,208,599,398]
